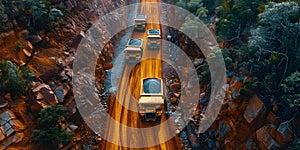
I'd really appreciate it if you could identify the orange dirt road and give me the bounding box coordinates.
[101,0,181,149]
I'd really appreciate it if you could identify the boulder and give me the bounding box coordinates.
[219,122,231,138]
[256,126,280,150]
[26,34,42,45]
[23,41,33,53]
[67,100,77,115]
[267,112,280,127]
[55,86,65,103]
[30,83,58,111]
[39,68,59,82]
[243,95,264,124]
[68,124,79,131]
[275,122,293,146]
[22,49,31,57]
[0,110,25,149]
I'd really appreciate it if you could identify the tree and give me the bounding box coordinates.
[246,2,300,92]
[280,71,300,109]
[22,0,66,34]
[33,105,74,148]
[0,60,35,99]
[216,0,267,42]
[0,0,8,31]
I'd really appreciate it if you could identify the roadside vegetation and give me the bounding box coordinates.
[0,0,68,35]
[172,0,300,116]
[33,105,74,148]
[170,0,300,148]
[0,60,34,100]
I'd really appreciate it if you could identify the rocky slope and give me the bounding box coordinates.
[0,0,131,149]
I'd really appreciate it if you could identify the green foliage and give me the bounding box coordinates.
[0,60,34,99]
[33,105,74,147]
[224,57,233,69]
[175,0,186,8]
[15,42,22,51]
[246,2,300,92]
[240,80,257,96]
[0,0,68,32]
[288,138,300,150]
[280,71,300,108]
[0,1,8,23]
[187,0,204,13]
[22,0,66,33]
[174,0,208,21]
[198,65,210,82]
[202,0,221,15]
[216,0,267,41]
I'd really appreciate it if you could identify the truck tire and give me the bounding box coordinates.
[157,116,161,122]
[141,116,145,121]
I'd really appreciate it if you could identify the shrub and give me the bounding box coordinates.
[33,105,74,147]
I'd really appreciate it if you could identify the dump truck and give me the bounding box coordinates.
[138,78,165,122]
[125,38,143,63]
[134,14,147,31]
[147,29,161,49]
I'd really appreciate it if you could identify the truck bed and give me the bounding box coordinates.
[128,39,143,47]
[143,78,161,94]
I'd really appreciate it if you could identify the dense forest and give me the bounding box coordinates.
[0,0,299,149]
[170,0,300,148]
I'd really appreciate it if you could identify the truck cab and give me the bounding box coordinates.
[138,78,165,122]
[134,14,147,31]
[125,38,143,63]
[147,29,161,49]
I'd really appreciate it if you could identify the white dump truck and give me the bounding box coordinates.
[134,14,147,31]
[138,78,165,122]
[125,38,143,63]
[147,29,161,49]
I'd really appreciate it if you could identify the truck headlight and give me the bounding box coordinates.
[156,110,162,114]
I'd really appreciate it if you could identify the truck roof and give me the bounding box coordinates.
[127,38,143,47]
[148,29,160,35]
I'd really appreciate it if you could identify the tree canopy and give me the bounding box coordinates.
[246,2,300,92]
[280,71,300,108]
[33,105,74,147]
[0,60,35,99]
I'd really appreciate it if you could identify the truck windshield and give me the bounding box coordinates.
[149,30,160,35]
[143,78,161,93]
[136,14,146,19]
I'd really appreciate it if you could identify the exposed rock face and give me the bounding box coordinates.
[256,126,280,150]
[243,95,265,124]
[0,110,25,149]
[28,83,59,111]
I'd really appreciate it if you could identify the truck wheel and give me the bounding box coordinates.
[157,116,161,122]
[141,116,145,121]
